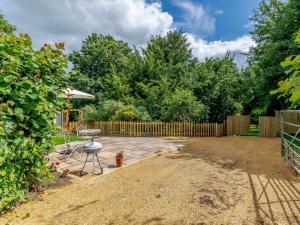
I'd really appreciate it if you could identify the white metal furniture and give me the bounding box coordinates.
[60,131,80,161]
[76,123,88,136]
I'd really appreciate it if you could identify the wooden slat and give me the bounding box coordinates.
[66,121,227,137]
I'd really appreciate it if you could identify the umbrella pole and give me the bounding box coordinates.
[67,95,70,133]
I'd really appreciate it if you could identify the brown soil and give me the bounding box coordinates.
[1,137,300,225]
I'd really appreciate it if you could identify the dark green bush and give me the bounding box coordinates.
[161,89,207,122]
[0,33,68,210]
[83,100,151,121]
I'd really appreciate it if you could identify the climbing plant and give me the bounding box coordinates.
[0,32,68,210]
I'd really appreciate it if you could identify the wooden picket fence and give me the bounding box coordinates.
[226,116,250,135]
[259,111,300,137]
[67,121,225,137]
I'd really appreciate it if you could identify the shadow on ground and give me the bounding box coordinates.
[166,137,300,225]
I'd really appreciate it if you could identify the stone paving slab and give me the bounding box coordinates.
[50,136,184,177]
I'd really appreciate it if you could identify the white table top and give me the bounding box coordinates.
[79,129,101,136]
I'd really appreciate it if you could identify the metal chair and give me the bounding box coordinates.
[60,131,80,161]
[76,122,87,136]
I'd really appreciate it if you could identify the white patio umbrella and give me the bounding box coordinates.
[61,89,95,132]
[61,88,95,100]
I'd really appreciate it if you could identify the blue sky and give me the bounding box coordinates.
[162,0,261,41]
[0,0,260,67]
[161,0,261,41]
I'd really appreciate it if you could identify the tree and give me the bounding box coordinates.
[0,12,16,34]
[128,31,198,120]
[69,34,132,102]
[71,31,244,122]
[272,29,300,106]
[0,31,68,209]
[247,0,300,114]
[161,89,206,122]
[192,55,243,122]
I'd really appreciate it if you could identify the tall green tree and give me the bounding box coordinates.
[71,31,244,122]
[192,55,243,122]
[272,29,300,106]
[247,0,300,115]
[0,12,16,34]
[69,34,132,101]
[128,31,198,120]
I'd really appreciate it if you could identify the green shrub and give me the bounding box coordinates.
[161,89,207,122]
[0,33,68,210]
[83,101,151,121]
[112,105,151,121]
[69,110,80,122]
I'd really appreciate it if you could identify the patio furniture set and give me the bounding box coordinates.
[61,123,103,176]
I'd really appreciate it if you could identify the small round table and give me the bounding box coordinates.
[78,129,101,142]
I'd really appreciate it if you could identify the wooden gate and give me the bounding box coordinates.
[226,116,250,135]
[259,116,277,137]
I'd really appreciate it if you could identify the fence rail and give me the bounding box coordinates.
[280,110,300,174]
[66,121,225,137]
[259,111,300,137]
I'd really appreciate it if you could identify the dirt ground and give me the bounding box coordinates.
[1,137,300,225]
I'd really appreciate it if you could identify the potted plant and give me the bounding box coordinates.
[115,150,124,167]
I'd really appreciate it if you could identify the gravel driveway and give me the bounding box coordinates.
[2,137,300,225]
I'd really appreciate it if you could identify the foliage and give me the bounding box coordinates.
[246,0,300,114]
[83,101,125,121]
[0,13,16,34]
[161,89,206,122]
[112,105,151,121]
[272,29,300,106]
[192,55,243,122]
[0,29,68,209]
[71,31,243,123]
[83,100,151,121]
[69,34,132,103]
[69,111,80,122]
[82,105,103,122]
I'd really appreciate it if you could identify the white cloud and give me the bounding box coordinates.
[0,0,255,67]
[186,34,256,68]
[0,0,173,51]
[172,0,215,35]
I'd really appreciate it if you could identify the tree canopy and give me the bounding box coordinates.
[0,13,16,34]
[71,31,242,123]
[245,0,300,115]
[272,29,300,106]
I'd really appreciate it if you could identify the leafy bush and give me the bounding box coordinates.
[161,89,207,122]
[0,33,67,210]
[112,105,151,121]
[82,105,102,122]
[83,100,151,121]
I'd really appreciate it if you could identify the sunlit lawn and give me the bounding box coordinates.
[52,134,83,145]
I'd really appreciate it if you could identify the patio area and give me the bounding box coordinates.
[50,136,185,176]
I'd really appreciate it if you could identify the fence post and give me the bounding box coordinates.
[280,111,284,158]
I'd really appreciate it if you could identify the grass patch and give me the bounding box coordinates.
[52,134,83,145]
[239,124,259,136]
[249,124,259,136]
